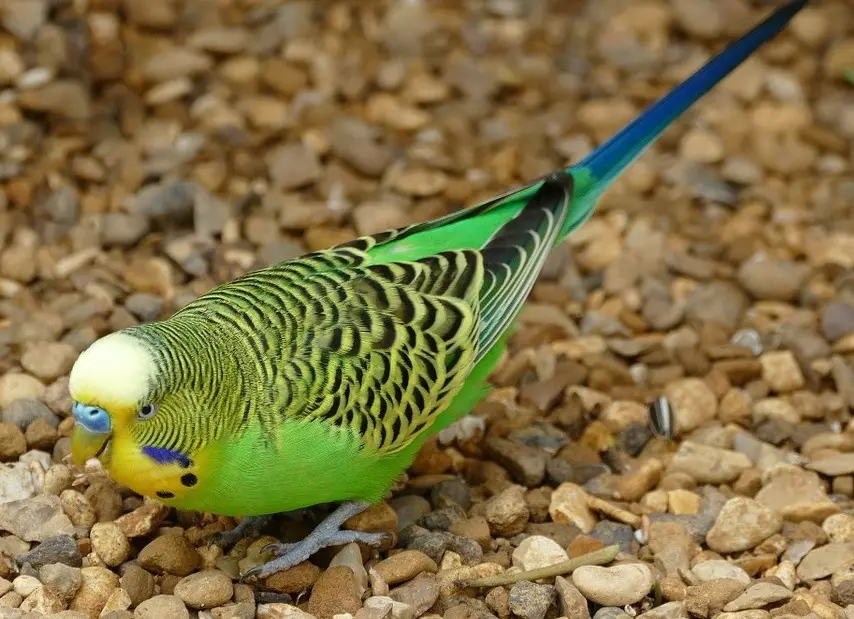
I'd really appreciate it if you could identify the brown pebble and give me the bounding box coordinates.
[307,565,362,619]
[264,561,321,594]
[373,550,438,585]
[137,534,200,576]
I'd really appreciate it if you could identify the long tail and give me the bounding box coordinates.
[560,0,808,237]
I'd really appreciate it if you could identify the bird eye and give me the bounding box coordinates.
[138,403,157,420]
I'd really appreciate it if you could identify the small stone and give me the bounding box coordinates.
[38,563,81,601]
[307,566,362,619]
[0,461,37,503]
[345,503,398,533]
[758,352,805,394]
[673,0,722,38]
[807,453,854,477]
[100,587,132,616]
[549,484,597,533]
[685,282,748,332]
[120,564,155,608]
[821,302,854,342]
[13,574,41,596]
[572,564,655,606]
[684,580,746,618]
[134,594,190,619]
[265,562,321,595]
[824,514,854,543]
[59,489,96,528]
[512,536,569,571]
[257,603,315,619]
[364,595,415,619]
[483,437,547,487]
[723,583,792,611]
[484,485,530,537]
[69,566,119,618]
[390,573,439,617]
[737,258,810,302]
[266,143,322,191]
[755,467,839,523]
[174,570,233,610]
[555,576,590,619]
[0,375,45,409]
[0,423,26,461]
[796,543,854,581]
[508,581,557,619]
[20,343,76,382]
[691,561,750,585]
[668,442,751,484]
[706,498,782,553]
[329,543,368,596]
[663,379,718,435]
[89,523,130,567]
[114,500,169,538]
[19,585,66,614]
[2,400,59,430]
[137,534,200,576]
[16,535,80,568]
[373,551,437,586]
[17,80,92,119]
[0,496,75,542]
[668,490,700,515]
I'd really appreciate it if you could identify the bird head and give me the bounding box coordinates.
[68,331,160,468]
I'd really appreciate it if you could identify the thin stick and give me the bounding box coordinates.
[456,544,621,588]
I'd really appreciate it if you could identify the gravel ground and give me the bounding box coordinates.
[0,0,854,618]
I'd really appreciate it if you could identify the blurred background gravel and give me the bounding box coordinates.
[0,1,853,618]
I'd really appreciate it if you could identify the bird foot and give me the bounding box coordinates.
[240,501,390,580]
[208,515,273,548]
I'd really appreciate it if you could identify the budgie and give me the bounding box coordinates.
[70,0,807,579]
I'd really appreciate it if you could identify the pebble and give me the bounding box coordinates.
[373,550,437,586]
[663,379,718,435]
[16,534,80,568]
[329,543,368,596]
[100,587,133,615]
[69,566,119,617]
[2,400,59,430]
[265,562,321,595]
[684,580,746,618]
[364,595,415,619]
[821,301,854,341]
[0,374,45,409]
[807,453,854,476]
[508,581,557,619]
[484,485,530,537]
[483,437,547,487]
[706,498,782,553]
[307,566,362,619]
[0,461,37,503]
[12,574,41,596]
[572,563,655,606]
[19,584,66,614]
[737,258,810,302]
[0,496,75,542]
[754,467,839,522]
[823,514,854,543]
[556,576,590,619]
[266,143,322,191]
[691,561,751,585]
[722,582,792,611]
[134,594,190,619]
[549,483,597,533]
[668,442,751,484]
[20,342,76,381]
[512,535,569,571]
[638,601,687,619]
[389,573,439,616]
[758,352,805,394]
[89,523,131,567]
[120,564,155,607]
[38,563,81,601]
[0,424,26,461]
[174,570,233,610]
[137,534,200,576]
[796,542,854,581]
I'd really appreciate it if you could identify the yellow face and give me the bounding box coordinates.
[69,332,158,469]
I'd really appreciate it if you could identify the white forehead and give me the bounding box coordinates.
[69,332,156,406]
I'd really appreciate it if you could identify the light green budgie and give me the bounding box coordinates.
[69,1,806,579]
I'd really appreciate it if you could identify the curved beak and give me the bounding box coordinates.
[71,401,112,468]
[71,425,110,468]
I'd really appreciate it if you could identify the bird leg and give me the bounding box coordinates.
[209,515,274,548]
[241,501,391,580]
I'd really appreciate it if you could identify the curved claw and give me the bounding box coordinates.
[260,541,298,557]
